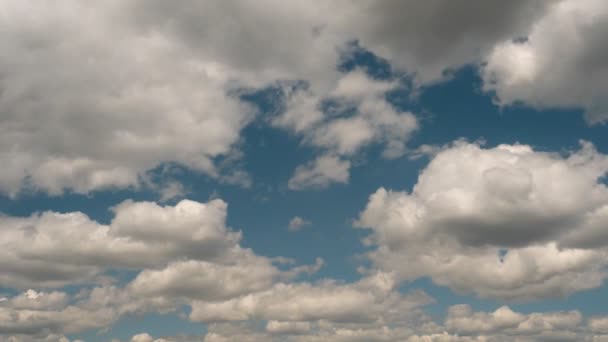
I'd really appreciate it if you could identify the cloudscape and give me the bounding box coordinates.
[2,1,608,341]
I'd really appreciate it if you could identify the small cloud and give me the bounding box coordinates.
[288,216,311,232]
[288,155,350,190]
[158,181,187,202]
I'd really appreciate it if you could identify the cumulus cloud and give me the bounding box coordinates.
[127,258,278,302]
[0,1,257,196]
[0,197,345,338]
[5,1,608,340]
[445,304,582,336]
[280,70,418,190]
[0,198,296,291]
[266,321,311,335]
[358,140,608,299]
[138,306,608,342]
[0,267,430,339]
[483,0,608,123]
[7,284,607,342]
[0,287,126,337]
[288,155,351,190]
[1,0,584,196]
[591,317,608,335]
[189,272,430,323]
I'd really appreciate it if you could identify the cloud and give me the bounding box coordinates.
[5,1,608,340]
[445,304,582,336]
[0,268,431,339]
[266,321,311,335]
[127,257,278,302]
[0,199,406,340]
[0,0,582,197]
[132,306,608,342]
[130,333,170,342]
[288,155,351,190]
[339,1,554,85]
[0,1,256,196]
[279,70,418,190]
[189,272,431,324]
[357,140,608,299]
[482,0,608,123]
[0,199,281,289]
[288,216,312,232]
[157,181,187,202]
[0,287,124,337]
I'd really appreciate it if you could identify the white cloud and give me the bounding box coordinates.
[0,199,279,289]
[127,257,278,302]
[288,155,351,190]
[0,197,332,337]
[0,0,575,196]
[192,305,600,341]
[189,272,431,324]
[590,317,608,334]
[280,71,418,190]
[442,304,585,341]
[358,140,608,299]
[266,321,311,335]
[5,1,608,339]
[157,181,187,202]
[0,1,256,196]
[482,0,608,123]
[0,288,120,337]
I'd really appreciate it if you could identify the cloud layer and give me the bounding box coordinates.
[5,0,601,195]
[3,1,608,340]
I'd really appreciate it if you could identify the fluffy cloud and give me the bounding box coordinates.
[2,0,584,196]
[482,0,608,123]
[127,257,278,302]
[358,141,608,299]
[0,199,275,289]
[591,318,608,335]
[288,155,351,190]
[281,71,417,189]
[0,269,431,339]
[445,304,582,337]
[266,321,311,335]
[0,1,256,196]
[5,1,608,340]
[0,287,127,337]
[0,197,326,337]
[133,306,608,342]
[189,272,431,323]
[130,333,169,342]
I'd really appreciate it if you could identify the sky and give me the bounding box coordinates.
[2,1,608,341]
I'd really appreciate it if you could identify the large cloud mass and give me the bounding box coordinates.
[483,0,608,123]
[0,0,582,195]
[3,0,608,340]
[358,141,608,299]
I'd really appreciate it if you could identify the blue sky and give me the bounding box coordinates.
[2,1,608,341]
